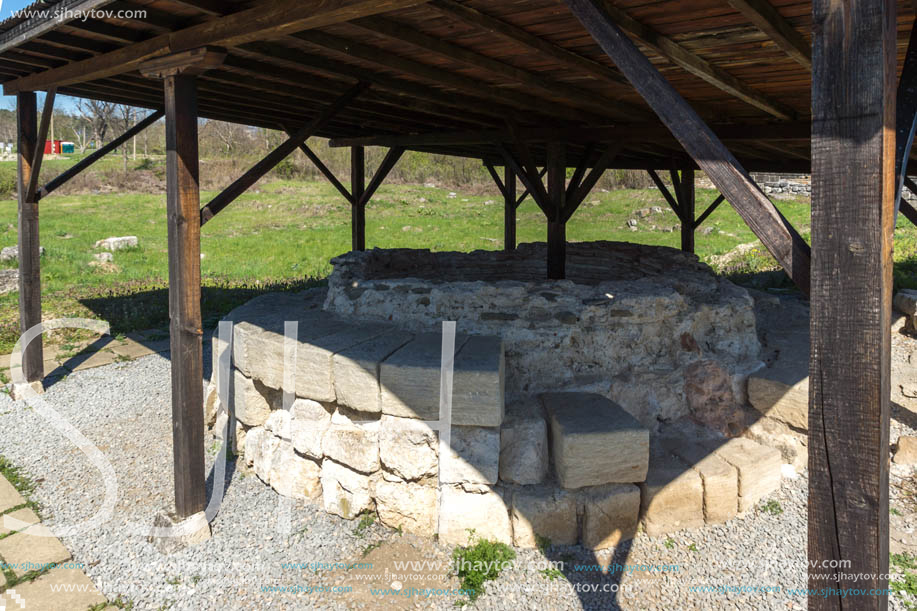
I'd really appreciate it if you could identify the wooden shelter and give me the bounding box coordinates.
[0,0,903,608]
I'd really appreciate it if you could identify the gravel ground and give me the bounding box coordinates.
[0,342,912,610]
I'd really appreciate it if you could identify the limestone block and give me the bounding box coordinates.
[709,438,782,512]
[379,415,438,482]
[895,436,917,465]
[662,438,738,525]
[499,401,549,485]
[95,236,138,251]
[0,568,106,610]
[441,426,499,485]
[380,333,505,426]
[294,322,391,403]
[290,398,332,459]
[321,411,380,474]
[244,426,280,483]
[334,330,414,412]
[269,442,322,500]
[748,364,809,431]
[0,524,71,577]
[895,290,917,330]
[321,459,374,519]
[231,370,274,427]
[204,378,220,428]
[639,449,705,536]
[511,486,578,548]
[541,392,649,489]
[578,484,641,550]
[438,485,512,546]
[264,409,291,436]
[373,479,439,536]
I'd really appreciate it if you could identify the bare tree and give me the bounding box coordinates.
[75,98,117,150]
[116,105,136,170]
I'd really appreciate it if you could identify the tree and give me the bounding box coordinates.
[75,98,117,150]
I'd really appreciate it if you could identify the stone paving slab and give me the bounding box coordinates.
[451,335,505,427]
[0,567,106,610]
[380,332,470,421]
[0,523,72,577]
[65,349,118,373]
[0,507,39,536]
[109,338,156,360]
[333,330,415,412]
[542,392,649,489]
[0,477,24,513]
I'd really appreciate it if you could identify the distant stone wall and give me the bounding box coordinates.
[324,242,764,431]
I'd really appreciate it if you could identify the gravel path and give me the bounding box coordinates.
[0,347,911,610]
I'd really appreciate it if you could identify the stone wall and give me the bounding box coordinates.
[324,242,764,431]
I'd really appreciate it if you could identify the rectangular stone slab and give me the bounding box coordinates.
[334,329,415,412]
[705,437,782,513]
[661,437,738,525]
[639,447,704,536]
[294,322,393,402]
[542,392,649,489]
[382,332,507,426]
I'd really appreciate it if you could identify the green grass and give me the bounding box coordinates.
[759,499,784,516]
[892,552,917,609]
[0,172,914,354]
[452,530,516,602]
[352,510,376,538]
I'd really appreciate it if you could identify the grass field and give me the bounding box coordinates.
[0,155,914,354]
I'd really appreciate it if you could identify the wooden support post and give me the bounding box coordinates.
[679,169,695,253]
[567,0,811,294]
[546,142,566,280]
[895,18,917,216]
[351,145,365,251]
[16,92,42,383]
[504,166,516,251]
[809,1,894,609]
[164,73,205,519]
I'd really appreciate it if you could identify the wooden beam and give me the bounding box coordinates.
[430,0,631,89]
[359,146,405,207]
[809,0,894,608]
[590,0,796,120]
[200,82,367,225]
[351,16,649,120]
[16,92,42,384]
[567,0,811,293]
[895,19,917,215]
[517,168,548,209]
[678,170,696,253]
[164,73,205,518]
[0,0,116,54]
[3,0,430,94]
[25,88,55,204]
[902,177,917,227]
[726,0,811,69]
[563,144,619,222]
[351,146,365,251]
[647,169,683,221]
[498,145,550,218]
[298,142,354,204]
[37,110,164,200]
[328,121,812,148]
[694,195,726,229]
[566,142,596,200]
[546,143,566,280]
[138,47,226,79]
[503,166,516,251]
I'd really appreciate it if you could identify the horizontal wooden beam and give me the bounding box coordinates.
[200,82,367,225]
[593,0,797,120]
[329,121,811,148]
[38,109,164,200]
[726,0,811,69]
[4,0,430,94]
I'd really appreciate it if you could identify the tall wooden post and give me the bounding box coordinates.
[809,1,894,609]
[351,145,366,251]
[164,73,205,518]
[504,166,516,251]
[680,169,695,253]
[546,143,566,279]
[16,92,43,383]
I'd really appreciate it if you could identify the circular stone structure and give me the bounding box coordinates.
[324,241,764,432]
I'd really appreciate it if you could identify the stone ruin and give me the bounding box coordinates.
[206,241,786,551]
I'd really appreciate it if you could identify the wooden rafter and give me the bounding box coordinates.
[592,0,796,120]
[726,0,811,69]
[568,0,811,293]
[3,0,432,94]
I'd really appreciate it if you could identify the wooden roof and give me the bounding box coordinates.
[0,0,912,172]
